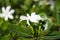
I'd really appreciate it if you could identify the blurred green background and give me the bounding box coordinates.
[0,0,60,40]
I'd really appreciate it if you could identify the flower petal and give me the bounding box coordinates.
[4,16,8,21]
[30,12,42,23]
[30,15,41,22]
[6,6,11,12]
[27,20,30,26]
[8,15,13,19]
[9,9,15,14]
[27,14,30,18]
[31,12,35,16]
[35,15,42,20]
[2,7,6,13]
[20,16,28,21]
[30,16,38,23]
[30,18,38,23]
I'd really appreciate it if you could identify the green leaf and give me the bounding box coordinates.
[0,18,4,27]
[56,0,60,10]
[17,37,33,40]
[41,19,52,36]
[1,22,9,31]
[49,31,60,36]
[5,0,10,5]
[0,36,9,40]
[9,24,33,37]
[53,0,60,26]
[43,35,60,40]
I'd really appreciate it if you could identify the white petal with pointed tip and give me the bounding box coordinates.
[6,6,11,12]
[8,15,13,19]
[9,9,15,14]
[20,16,28,20]
[27,20,30,26]
[2,7,6,13]
[4,16,8,21]
[31,12,35,16]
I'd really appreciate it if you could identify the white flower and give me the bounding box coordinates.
[0,6,15,21]
[20,12,42,26]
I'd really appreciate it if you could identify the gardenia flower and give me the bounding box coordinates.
[20,12,42,26]
[0,6,15,21]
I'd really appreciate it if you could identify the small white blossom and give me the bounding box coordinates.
[0,6,15,21]
[20,12,42,26]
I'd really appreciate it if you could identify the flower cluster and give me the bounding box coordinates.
[0,6,50,30]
